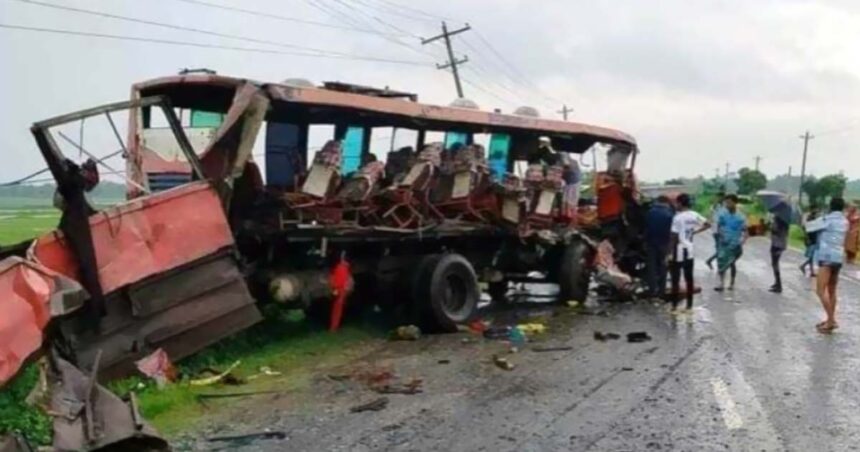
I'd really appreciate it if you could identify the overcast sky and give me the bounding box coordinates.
[1,0,859,184]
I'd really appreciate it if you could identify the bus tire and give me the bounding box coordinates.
[415,253,479,333]
[558,240,593,303]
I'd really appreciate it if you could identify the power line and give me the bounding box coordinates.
[472,29,562,106]
[371,0,454,22]
[347,0,438,24]
[171,0,407,37]
[13,0,390,58]
[305,0,436,61]
[0,23,429,65]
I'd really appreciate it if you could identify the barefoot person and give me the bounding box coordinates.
[714,194,747,292]
[805,197,848,334]
[669,194,710,311]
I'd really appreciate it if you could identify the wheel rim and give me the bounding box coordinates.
[442,273,468,316]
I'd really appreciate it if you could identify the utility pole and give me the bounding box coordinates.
[724,162,730,185]
[557,104,574,121]
[754,155,762,171]
[422,22,471,98]
[798,130,814,207]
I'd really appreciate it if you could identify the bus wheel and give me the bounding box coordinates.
[558,240,593,303]
[415,253,479,333]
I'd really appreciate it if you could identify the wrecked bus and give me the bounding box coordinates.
[1,72,641,387]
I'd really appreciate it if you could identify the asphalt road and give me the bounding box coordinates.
[181,236,860,452]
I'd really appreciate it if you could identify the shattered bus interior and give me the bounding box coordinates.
[1,73,641,401]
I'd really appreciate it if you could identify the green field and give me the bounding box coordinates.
[0,208,60,246]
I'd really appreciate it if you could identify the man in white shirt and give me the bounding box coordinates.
[669,194,711,311]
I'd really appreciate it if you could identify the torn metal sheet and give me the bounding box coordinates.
[0,257,84,387]
[31,181,234,295]
[49,353,167,451]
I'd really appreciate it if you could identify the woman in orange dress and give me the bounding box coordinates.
[844,205,860,263]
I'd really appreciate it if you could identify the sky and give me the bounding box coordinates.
[1,0,860,184]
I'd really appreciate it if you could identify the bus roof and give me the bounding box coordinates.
[134,74,636,153]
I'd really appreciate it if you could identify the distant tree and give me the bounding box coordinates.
[735,167,768,195]
[664,178,684,185]
[818,174,847,199]
[802,174,847,207]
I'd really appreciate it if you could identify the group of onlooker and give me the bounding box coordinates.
[644,190,854,334]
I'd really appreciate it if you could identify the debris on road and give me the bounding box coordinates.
[196,390,280,401]
[135,348,177,388]
[593,331,621,342]
[190,361,243,386]
[493,355,515,371]
[468,320,488,334]
[390,325,421,341]
[350,397,389,413]
[247,366,282,381]
[483,326,512,340]
[437,359,451,364]
[532,346,574,352]
[627,332,652,343]
[372,378,423,395]
[517,323,547,336]
[207,430,287,444]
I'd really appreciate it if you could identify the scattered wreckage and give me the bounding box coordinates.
[0,72,644,447]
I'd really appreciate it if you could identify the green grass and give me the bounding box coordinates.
[0,365,52,445]
[0,209,59,246]
[108,307,384,436]
[789,224,806,251]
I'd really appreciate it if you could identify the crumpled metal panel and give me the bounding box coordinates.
[31,181,234,294]
[0,257,84,387]
[49,353,167,451]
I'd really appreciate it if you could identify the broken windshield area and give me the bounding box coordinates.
[32,97,203,210]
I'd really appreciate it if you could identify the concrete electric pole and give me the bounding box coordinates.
[557,105,574,121]
[754,155,762,171]
[422,22,471,98]
[798,130,814,207]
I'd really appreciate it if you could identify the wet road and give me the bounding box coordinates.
[185,237,860,451]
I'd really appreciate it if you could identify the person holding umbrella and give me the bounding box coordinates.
[756,190,797,293]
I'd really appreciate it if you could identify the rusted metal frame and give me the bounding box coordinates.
[33,97,167,129]
[104,111,128,158]
[84,350,102,444]
[158,101,206,181]
[57,131,151,195]
[30,96,199,331]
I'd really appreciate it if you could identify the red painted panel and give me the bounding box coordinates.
[0,258,61,386]
[32,182,234,294]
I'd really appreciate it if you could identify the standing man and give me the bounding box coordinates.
[669,194,711,311]
[644,195,675,299]
[769,214,790,293]
[714,194,747,292]
[805,197,848,334]
[705,193,726,270]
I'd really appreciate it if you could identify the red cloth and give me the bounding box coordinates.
[328,258,352,332]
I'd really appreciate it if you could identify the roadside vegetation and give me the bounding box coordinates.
[0,203,386,443]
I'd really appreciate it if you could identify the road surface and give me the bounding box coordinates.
[180,237,860,451]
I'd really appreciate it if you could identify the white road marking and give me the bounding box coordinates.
[711,378,743,430]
